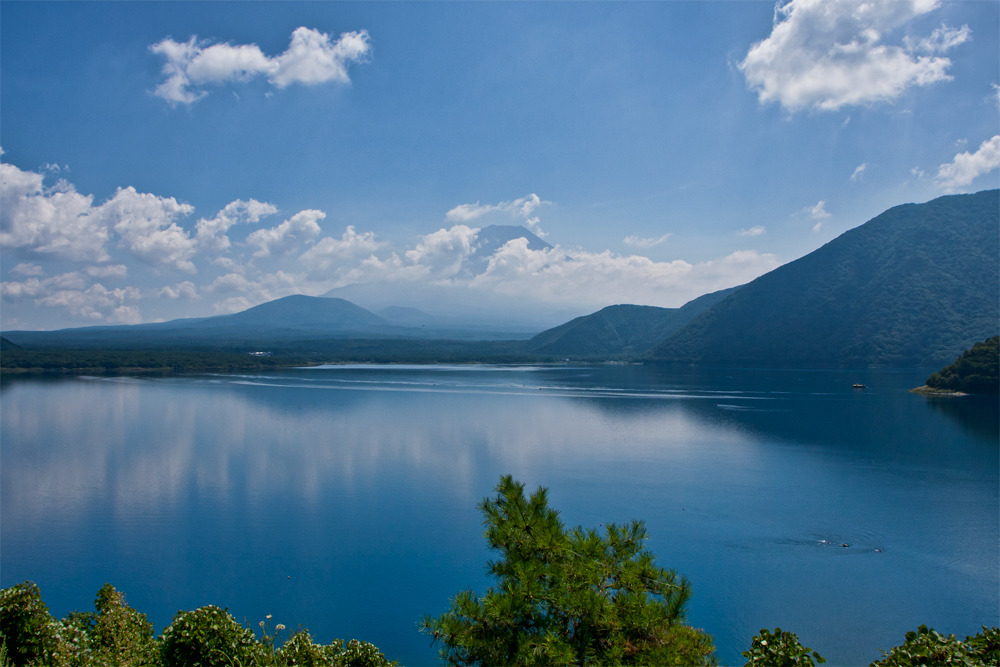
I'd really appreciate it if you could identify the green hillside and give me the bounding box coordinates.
[923,335,999,394]
[649,190,1000,368]
[528,288,736,359]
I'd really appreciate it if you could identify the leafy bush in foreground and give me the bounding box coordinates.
[743,627,825,666]
[0,582,395,667]
[870,625,999,666]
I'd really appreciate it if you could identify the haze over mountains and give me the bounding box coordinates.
[322,224,574,331]
[4,191,997,369]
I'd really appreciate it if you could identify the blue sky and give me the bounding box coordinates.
[2,1,998,330]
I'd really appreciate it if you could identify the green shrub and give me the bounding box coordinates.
[743,628,825,666]
[871,625,999,666]
[333,639,397,667]
[275,630,340,666]
[160,605,262,667]
[0,581,62,665]
[88,584,158,666]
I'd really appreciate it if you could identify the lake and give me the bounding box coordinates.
[1,364,997,665]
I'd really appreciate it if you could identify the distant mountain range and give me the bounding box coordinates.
[647,189,998,367]
[2,294,541,348]
[4,191,997,369]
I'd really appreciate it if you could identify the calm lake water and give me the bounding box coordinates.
[1,364,997,665]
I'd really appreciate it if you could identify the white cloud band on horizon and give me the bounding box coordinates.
[1,159,780,328]
[739,0,969,112]
[150,27,372,105]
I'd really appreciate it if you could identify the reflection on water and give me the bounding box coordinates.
[1,365,997,666]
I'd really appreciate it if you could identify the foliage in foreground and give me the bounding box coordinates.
[0,582,395,667]
[870,624,999,667]
[925,335,999,394]
[421,475,716,666]
[743,628,825,666]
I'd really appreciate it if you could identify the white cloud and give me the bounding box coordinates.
[624,233,671,248]
[404,225,479,279]
[150,27,372,105]
[196,199,277,251]
[468,240,778,309]
[738,226,766,237]
[850,163,868,181]
[9,276,145,323]
[299,225,383,277]
[103,187,197,272]
[246,209,324,257]
[739,0,968,112]
[935,135,1000,191]
[909,24,972,54]
[446,194,548,234]
[159,281,199,300]
[0,162,109,262]
[86,264,128,279]
[11,263,45,277]
[808,200,831,221]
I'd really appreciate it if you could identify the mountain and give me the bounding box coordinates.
[0,336,21,351]
[648,190,1000,368]
[528,287,737,358]
[2,294,542,350]
[467,225,551,273]
[3,295,400,348]
[193,295,388,333]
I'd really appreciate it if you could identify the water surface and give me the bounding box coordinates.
[2,364,996,664]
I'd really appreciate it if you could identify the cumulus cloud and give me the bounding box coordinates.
[159,281,199,300]
[739,0,969,112]
[446,194,548,234]
[1,162,109,262]
[1,270,144,323]
[738,226,766,237]
[850,163,868,181]
[196,199,277,251]
[467,240,778,309]
[935,135,1000,191]
[102,187,197,272]
[246,209,325,257]
[404,225,479,279]
[299,225,383,277]
[624,233,671,248]
[150,27,372,105]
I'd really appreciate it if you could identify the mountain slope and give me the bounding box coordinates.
[194,295,388,332]
[649,190,1000,368]
[4,296,399,348]
[528,287,737,358]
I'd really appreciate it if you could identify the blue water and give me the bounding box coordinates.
[1,364,997,665]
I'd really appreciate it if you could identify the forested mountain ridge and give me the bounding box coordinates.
[527,288,737,358]
[648,190,999,368]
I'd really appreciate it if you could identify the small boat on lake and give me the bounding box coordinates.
[852,383,866,389]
